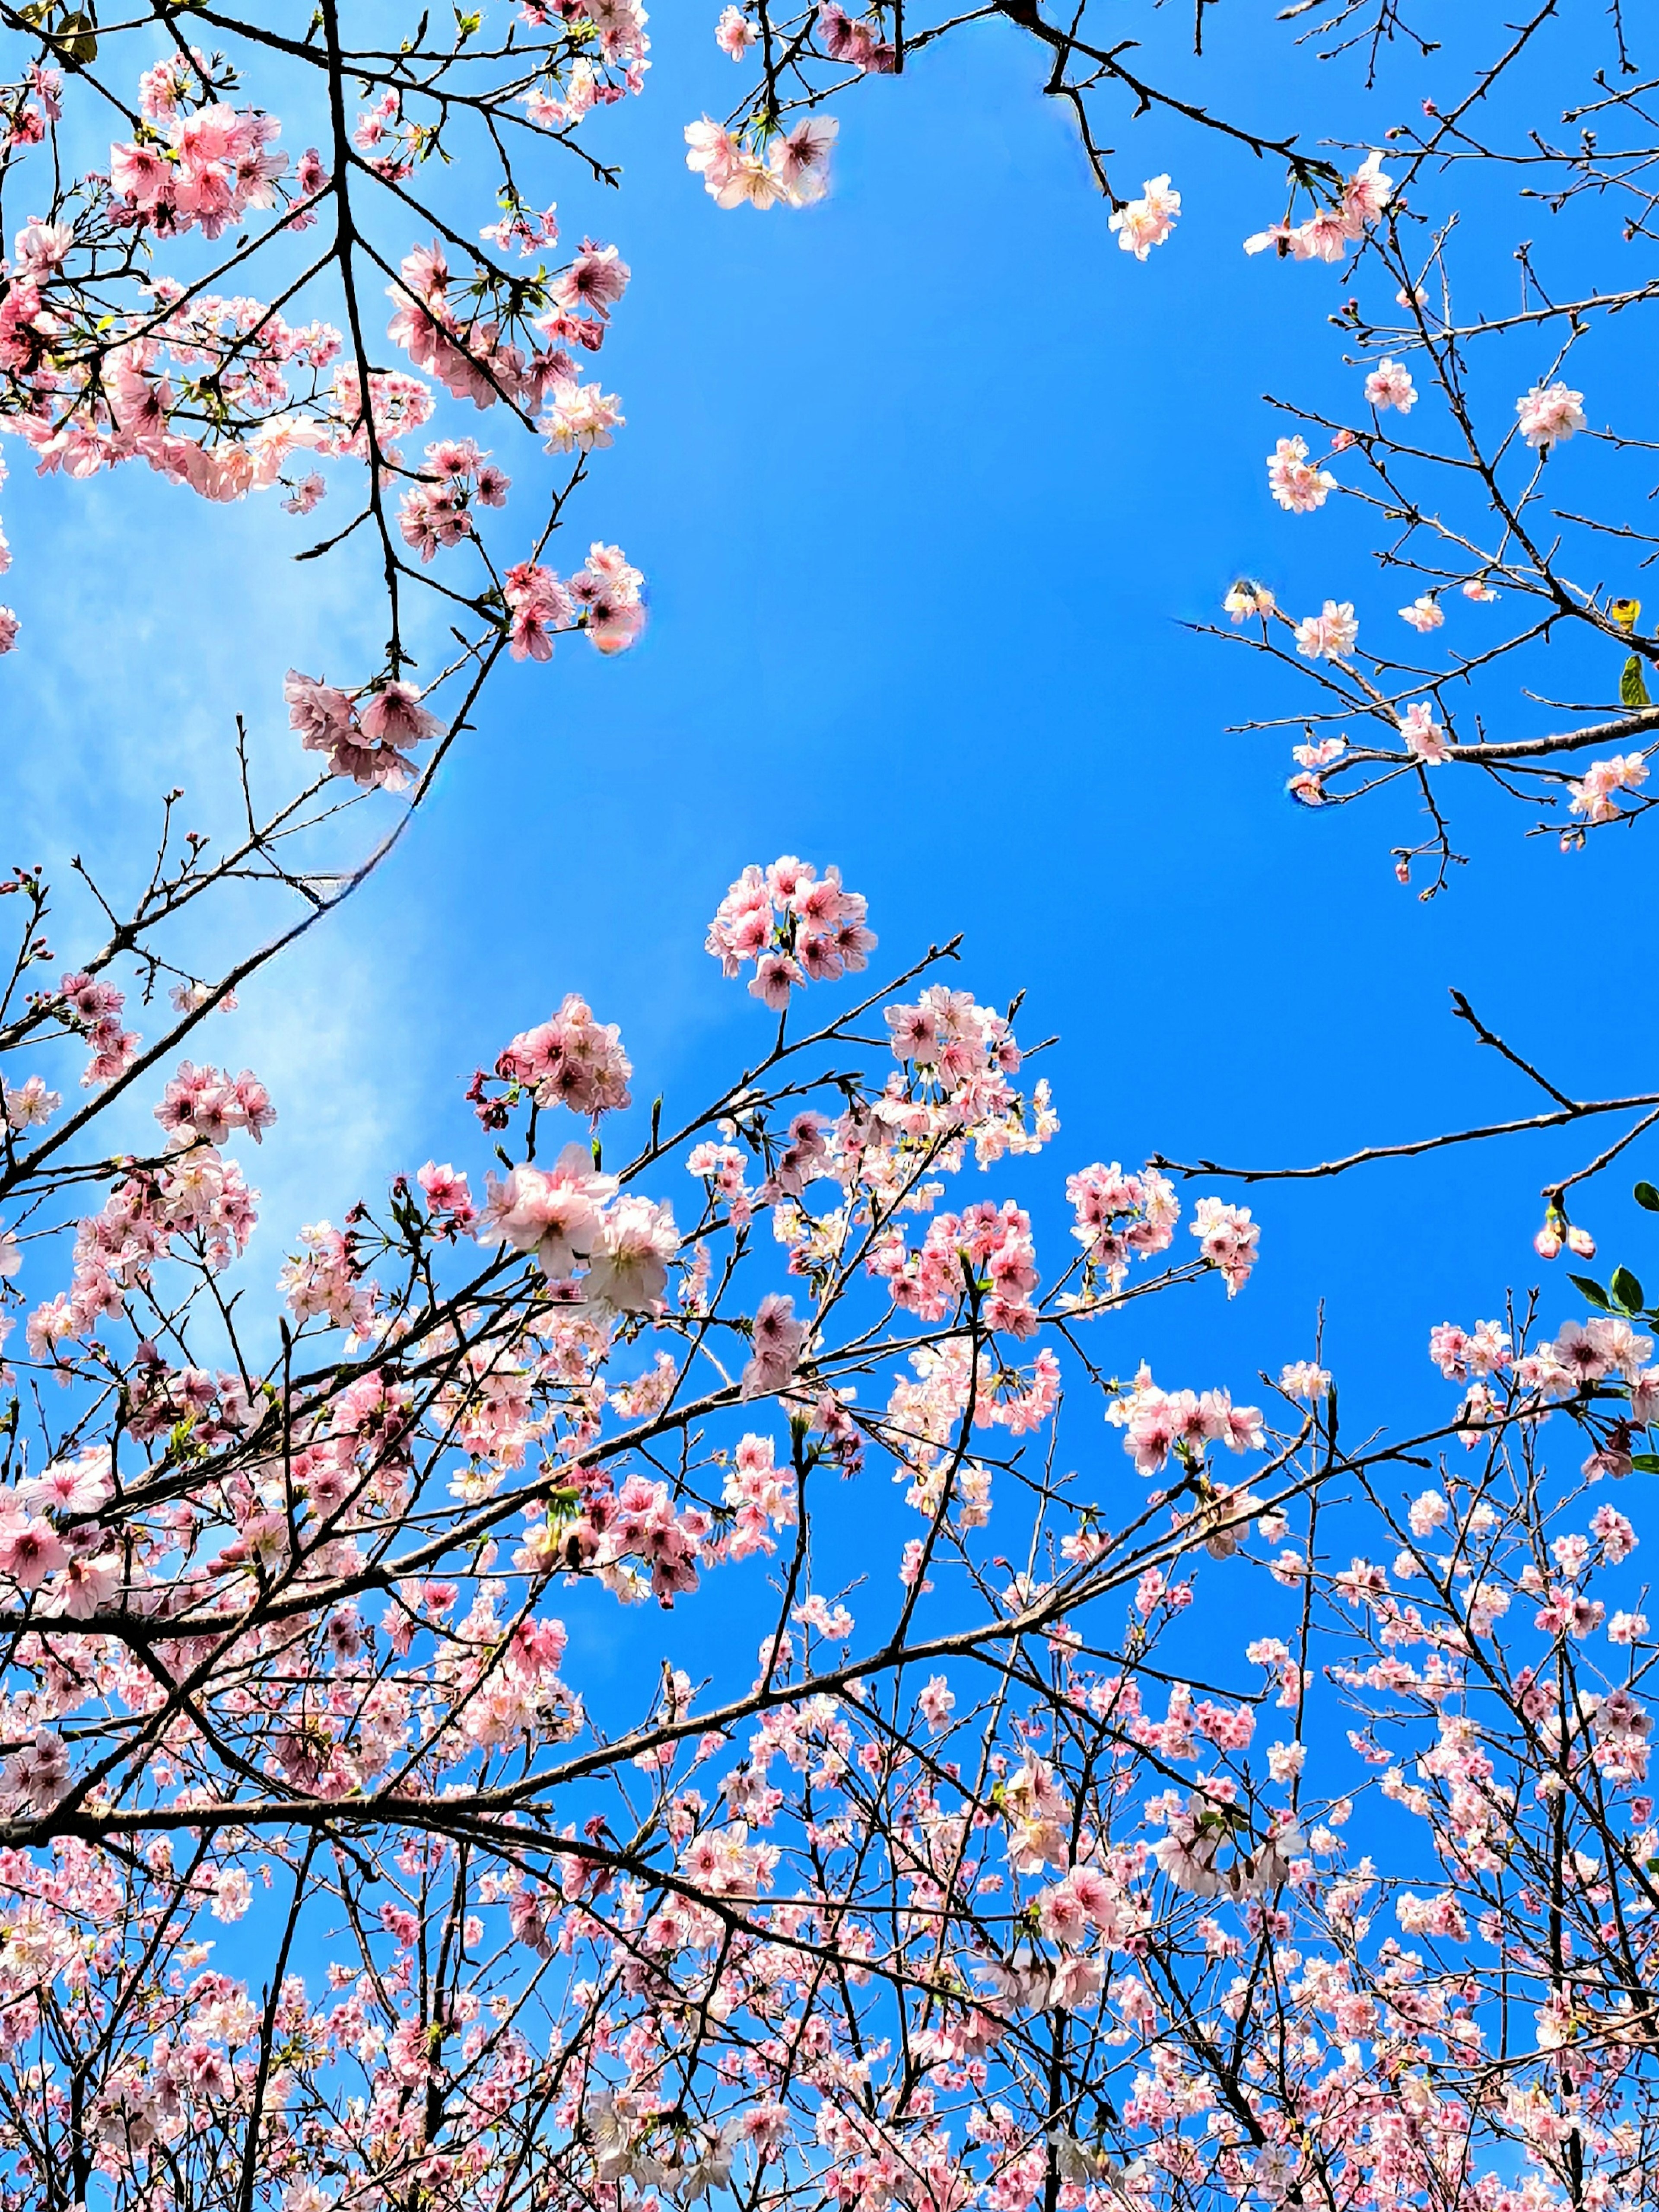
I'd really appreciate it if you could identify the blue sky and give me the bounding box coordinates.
[7,0,1653,1485]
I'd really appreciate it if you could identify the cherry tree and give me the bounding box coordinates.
[695,0,1659,1241]
[696,0,1659,871]
[0,4,1657,2212]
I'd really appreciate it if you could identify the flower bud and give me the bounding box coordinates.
[1565,1224,1596,1258]
[1534,1225,1563,1260]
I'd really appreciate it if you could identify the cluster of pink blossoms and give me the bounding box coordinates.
[1108,1363,1265,1480]
[720,1432,798,1559]
[1364,358,1417,413]
[482,1154,679,1314]
[385,239,620,412]
[683,116,839,210]
[1192,1196,1259,1293]
[27,1106,264,1372]
[1294,599,1358,659]
[1151,1791,1303,1900]
[741,1291,807,1396]
[518,1466,715,1607]
[817,2,898,69]
[108,99,300,242]
[459,996,674,1310]
[278,1221,378,1338]
[705,856,875,1006]
[0,1448,118,1622]
[4,205,391,540]
[152,1060,275,1149]
[870,1197,1041,1337]
[1567,751,1648,824]
[1109,175,1180,260]
[875,982,1055,1169]
[885,1335,1062,1461]
[486,992,634,1121]
[1516,379,1587,450]
[519,0,651,80]
[1268,434,1337,514]
[125,1346,261,1451]
[505,542,645,661]
[55,971,140,1088]
[884,983,1017,1082]
[1428,1318,1514,1383]
[1,57,60,162]
[33,309,335,499]
[480,1144,613,1277]
[284,671,441,791]
[397,439,509,561]
[1065,1160,1179,1293]
[1426,1309,1659,1464]
[1245,150,1392,262]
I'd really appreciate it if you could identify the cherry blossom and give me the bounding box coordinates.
[1267,434,1337,514]
[1516,379,1588,450]
[1109,175,1180,259]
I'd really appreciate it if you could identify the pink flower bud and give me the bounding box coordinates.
[1534,1225,1562,1260]
[1565,1224,1596,1257]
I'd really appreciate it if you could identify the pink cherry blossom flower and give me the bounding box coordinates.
[358,678,441,749]
[1516,380,1586,449]
[768,115,838,207]
[1364,358,1417,413]
[741,1292,807,1398]
[685,116,743,197]
[1397,700,1448,761]
[480,1145,618,1279]
[4,1075,60,1130]
[1293,600,1358,659]
[0,1505,67,1588]
[1189,1197,1259,1295]
[19,1448,112,1516]
[1568,752,1648,824]
[1109,175,1180,260]
[584,1196,678,1313]
[1343,150,1393,227]
[1267,436,1337,514]
[2,1730,68,1812]
[715,4,757,54]
[548,241,631,321]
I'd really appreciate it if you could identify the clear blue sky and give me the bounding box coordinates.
[6,0,1650,1478]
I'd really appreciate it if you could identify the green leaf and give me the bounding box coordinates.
[1612,1265,1646,1313]
[1621,654,1652,710]
[1568,1271,1611,1310]
[1630,1454,1659,1475]
[1636,1181,1659,1212]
